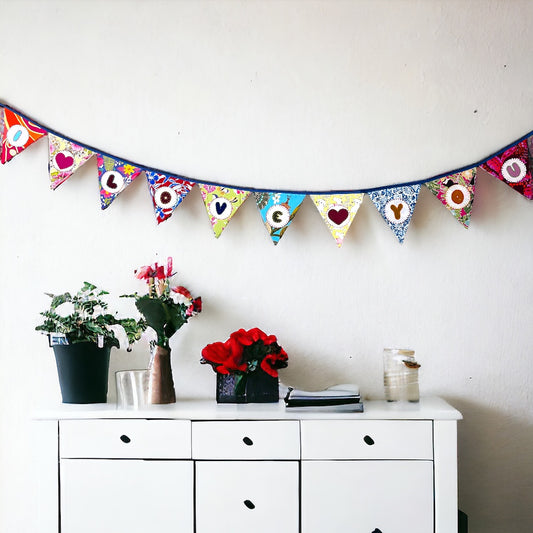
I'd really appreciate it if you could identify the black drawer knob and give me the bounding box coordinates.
[243,500,255,510]
[363,435,375,446]
[242,436,254,446]
[120,434,131,443]
[372,529,383,533]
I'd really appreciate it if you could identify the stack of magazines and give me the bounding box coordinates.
[283,384,363,412]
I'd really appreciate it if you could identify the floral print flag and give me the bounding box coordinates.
[368,184,421,243]
[310,193,364,247]
[96,155,143,209]
[48,134,95,190]
[1,108,47,164]
[199,184,250,237]
[146,171,195,224]
[425,168,476,228]
[254,191,306,245]
[479,139,532,199]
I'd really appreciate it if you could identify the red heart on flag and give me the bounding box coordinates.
[55,152,74,170]
[327,207,349,225]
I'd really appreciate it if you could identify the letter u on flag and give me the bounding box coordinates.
[96,155,143,209]
[146,171,195,224]
[368,184,421,243]
[1,108,47,164]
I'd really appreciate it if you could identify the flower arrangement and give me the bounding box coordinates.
[123,258,201,350]
[36,282,144,348]
[201,328,288,395]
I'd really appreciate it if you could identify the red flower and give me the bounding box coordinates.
[230,327,277,346]
[260,348,288,377]
[135,265,155,280]
[186,297,202,317]
[173,286,192,299]
[201,339,246,374]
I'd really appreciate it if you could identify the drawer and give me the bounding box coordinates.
[301,420,433,460]
[60,419,191,459]
[192,421,300,459]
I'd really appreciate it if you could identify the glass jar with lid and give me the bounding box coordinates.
[383,348,420,402]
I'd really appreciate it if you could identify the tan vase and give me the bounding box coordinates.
[148,345,176,404]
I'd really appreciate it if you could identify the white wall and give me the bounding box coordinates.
[1,1,532,531]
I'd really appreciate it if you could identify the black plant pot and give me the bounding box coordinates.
[216,370,279,403]
[53,342,111,403]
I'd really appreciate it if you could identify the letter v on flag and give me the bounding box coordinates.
[96,155,143,209]
[1,108,47,164]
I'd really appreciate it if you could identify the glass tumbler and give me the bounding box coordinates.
[115,370,149,408]
[383,348,420,402]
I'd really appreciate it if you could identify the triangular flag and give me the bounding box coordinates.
[368,184,421,243]
[254,191,306,245]
[0,110,5,141]
[1,108,47,164]
[96,155,143,209]
[425,168,476,228]
[310,193,364,247]
[527,135,533,174]
[199,184,250,237]
[146,171,195,224]
[479,139,532,199]
[48,134,95,190]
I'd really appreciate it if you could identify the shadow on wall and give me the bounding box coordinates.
[449,397,533,533]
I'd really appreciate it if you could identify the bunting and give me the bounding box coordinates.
[1,108,47,164]
[199,185,250,237]
[1,101,533,247]
[146,171,195,224]
[310,193,364,247]
[425,169,476,228]
[96,155,143,210]
[48,134,95,189]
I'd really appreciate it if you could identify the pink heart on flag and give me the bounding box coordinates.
[327,207,349,225]
[55,152,74,170]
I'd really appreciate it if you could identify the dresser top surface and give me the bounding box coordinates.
[36,396,462,421]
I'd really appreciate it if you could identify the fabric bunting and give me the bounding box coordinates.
[425,169,476,228]
[254,191,306,245]
[199,184,250,237]
[310,193,364,247]
[48,134,95,190]
[96,155,143,209]
[146,171,195,224]
[479,139,532,199]
[1,108,47,164]
[368,184,421,243]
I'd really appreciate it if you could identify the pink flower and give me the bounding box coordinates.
[172,286,192,299]
[135,265,155,280]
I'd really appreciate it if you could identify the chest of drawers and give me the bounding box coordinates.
[36,397,461,533]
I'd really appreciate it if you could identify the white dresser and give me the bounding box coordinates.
[35,397,462,533]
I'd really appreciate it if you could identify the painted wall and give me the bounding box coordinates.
[1,1,532,531]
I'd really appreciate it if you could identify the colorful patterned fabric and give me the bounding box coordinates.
[146,171,195,224]
[1,108,47,164]
[310,193,364,247]
[254,191,306,245]
[425,169,476,228]
[368,184,421,243]
[48,134,94,189]
[96,155,143,209]
[0,110,4,142]
[480,139,532,199]
[199,184,250,237]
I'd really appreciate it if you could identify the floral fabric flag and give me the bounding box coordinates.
[310,193,364,247]
[0,110,4,142]
[146,171,195,224]
[1,108,47,164]
[48,134,95,189]
[368,184,421,243]
[199,184,250,237]
[425,168,476,228]
[96,155,143,209]
[254,191,306,245]
[479,139,532,199]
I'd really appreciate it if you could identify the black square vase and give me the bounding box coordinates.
[216,371,279,403]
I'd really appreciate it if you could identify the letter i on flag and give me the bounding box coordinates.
[425,169,476,228]
[48,134,95,189]
[368,184,421,243]
[146,171,195,224]
[254,191,306,245]
[96,155,143,209]
[310,193,364,247]
[1,108,47,164]
[199,185,250,237]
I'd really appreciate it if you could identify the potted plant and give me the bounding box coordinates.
[36,282,145,404]
[201,327,288,403]
[122,258,202,404]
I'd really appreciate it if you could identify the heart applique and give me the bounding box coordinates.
[215,201,227,215]
[327,207,349,226]
[55,152,74,170]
